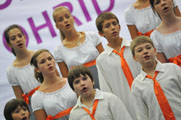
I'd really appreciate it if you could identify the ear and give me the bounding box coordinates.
[133,55,137,61]
[154,47,157,56]
[35,67,40,73]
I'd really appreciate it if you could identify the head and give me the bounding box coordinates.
[96,12,120,41]
[4,99,30,120]
[53,6,74,41]
[150,0,174,17]
[130,36,156,66]
[68,65,93,91]
[4,25,25,56]
[30,49,55,83]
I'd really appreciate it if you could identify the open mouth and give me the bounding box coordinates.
[65,24,71,28]
[22,116,28,120]
[17,43,23,47]
[82,87,88,93]
[112,31,117,36]
[163,7,169,12]
[144,55,150,60]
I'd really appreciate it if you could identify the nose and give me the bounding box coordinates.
[20,109,26,115]
[143,48,148,54]
[80,80,85,86]
[110,24,115,30]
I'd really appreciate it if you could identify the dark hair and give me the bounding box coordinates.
[68,65,93,90]
[96,12,119,33]
[4,24,24,56]
[130,36,155,56]
[4,99,29,120]
[30,49,53,83]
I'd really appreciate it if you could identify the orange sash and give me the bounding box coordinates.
[22,86,40,104]
[82,100,99,120]
[146,71,176,120]
[168,54,181,67]
[113,46,134,88]
[83,59,96,67]
[138,30,154,37]
[46,107,73,120]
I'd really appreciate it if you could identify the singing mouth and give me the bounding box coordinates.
[22,116,28,120]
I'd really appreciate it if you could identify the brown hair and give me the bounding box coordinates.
[96,12,119,33]
[30,49,53,83]
[130,36,155,56]
[4,24,24,56]
[4,99,29,120]
[68,65,93,90]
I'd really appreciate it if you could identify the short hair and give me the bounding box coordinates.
[30,49,53,83]
[130,36,155,56]
[4,24,24,56]
[68,65,93,90]
[96,12,119,33]
[53,6,71,41]
[4,99,29,120]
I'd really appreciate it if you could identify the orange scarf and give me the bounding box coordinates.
[113,46,134,88]
[82,100,99,120]
[138,30,154,37]
[146,71,176,120]
[168,54,181,67]
[22,85,40,104]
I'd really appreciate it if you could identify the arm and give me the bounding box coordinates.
[96,43,104,54]
[12,86,24,99]
[156,52,168,63]
[57,62,69,77]
[127,25,139,40]
[34,109,47,120]
[110,95,133,120]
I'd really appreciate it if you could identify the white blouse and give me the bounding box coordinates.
[53,32,101,69]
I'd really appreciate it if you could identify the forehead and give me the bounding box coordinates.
[37,51,51,60]
[54,8,70,18]
[8,28,22,36]
[102,18,117,25]
[135,42,152,49]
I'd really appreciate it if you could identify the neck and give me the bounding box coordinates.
[81,90,96,107]
[64,29,79,41]
[15,49,32,60]
[43,72,59,85]
[108,37,123,51]
[142,61,157,76]
[161,13,179,26]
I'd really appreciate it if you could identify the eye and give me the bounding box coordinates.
[58,17,63,22]
[146,45,151,49]
[112,21,118,26]
[82,76,87,81]
[14,109,20,113]
[22,106,28,111]
[104,23,110,28]
[10,36,16,41]
[65,14,70,19]
[136,48,143,53]
[47,56,52,61]
[154,0,160,5]
[74,79,80,84]
[40,59,46,64]
[18,33,23,38]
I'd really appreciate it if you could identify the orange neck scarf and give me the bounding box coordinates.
[168,54,181,67]
[82,99,99,120]
[138,30,154,37]
[146,71,176,120]
[113,46,134,88]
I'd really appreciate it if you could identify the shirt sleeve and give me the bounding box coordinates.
[131,83,149,120]
[53,46,64,63]
[173,64,181,90]
[6,66,19,86]
[87,32,101,47]
[109,93,133,120]
[96,58,113,93]
[31,92,43,112]
[124,6,135,25]
[150,31,163,53]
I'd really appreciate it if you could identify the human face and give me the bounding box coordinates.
[153,0,174,16]
[99,18,120,40]
[55,8,74,32]
[73,74,94,98]
[12,105,30,120]
[133,43,156,66]
[36,52,56,75]
[8,28,26,50]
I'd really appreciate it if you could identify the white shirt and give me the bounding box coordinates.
[53,32,101,69]
[150,30,181,59]
[7,64,40,93]
[31,81,77,120]
[96,39,141,120]
[124,0,177,34]
[132,61,181,120]
[69,89,132,120]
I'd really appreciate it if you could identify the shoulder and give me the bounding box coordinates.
[96,51,109,62]
[125,5,134,14]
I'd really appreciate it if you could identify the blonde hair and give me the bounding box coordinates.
[53,6,71,41]
[130,36,155,56]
